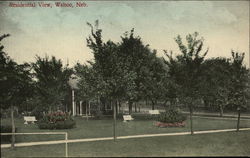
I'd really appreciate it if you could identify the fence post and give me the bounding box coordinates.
[113,100,117,141]
[11,105,15,149]
[236,107,241,132]
[65,132,68,157]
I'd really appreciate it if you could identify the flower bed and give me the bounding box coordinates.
[155,121,185,127]
[38,111,76,129]
[155,108,187,128]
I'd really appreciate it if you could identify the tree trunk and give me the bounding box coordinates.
[189,105,194,135]
[115,100,118,115]
[236,107,241,132]
[11,105,15,149]
[65,104,68,112]
[135,102,137,112]
[103,101,106,112]
[219,105,224,117]
[88,101,91,115]
[113,100,117,141]
[110,100,112,110]
[163,100,168,108]
[97,96,101,112]
[203,99,209,109]
[118,100,121,113]
[128,101,133,114]
[151,100,155,110]
[86,101,89,121]
[16,108,19,117]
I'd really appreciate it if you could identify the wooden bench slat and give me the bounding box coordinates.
[149,110,160,115]
[123,115,134,122]
[24,116,37,124]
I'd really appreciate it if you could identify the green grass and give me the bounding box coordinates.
[1,131,250,157]
[1,116,250,143]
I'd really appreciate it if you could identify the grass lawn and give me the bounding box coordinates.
[1,131,250,157]
[1,116,250,143]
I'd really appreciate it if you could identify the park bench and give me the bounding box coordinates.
[24,116,37,124]
[123,115,134,122]
[149,110,160,115]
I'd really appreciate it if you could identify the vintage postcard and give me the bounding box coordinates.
[0,0,249,157]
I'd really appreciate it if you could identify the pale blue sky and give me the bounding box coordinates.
[0,1,249,67]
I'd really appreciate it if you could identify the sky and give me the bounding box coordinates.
[0,0,249,67]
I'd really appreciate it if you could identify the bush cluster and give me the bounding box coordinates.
[0,125,17,143]
[131,113,158,120]
[157,108,187,123]
[31,107,45,120]
[115,113,159,121]
[38,111,76,129]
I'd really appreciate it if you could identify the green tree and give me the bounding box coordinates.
[86,22,137,112]
[86,21,164,139]
[86,22,170,114]
[74,62,105,115]
[75,63,96,101]
[246,70,250,110]
[32,55,73,113]
[229,51,248,131]
[200,57,232,116]
[86,21,129,139]
[118,29,162,113]
[142,55,167,110]
[164,32,208,134]
[163,50,182,108]
[0,34,33,148]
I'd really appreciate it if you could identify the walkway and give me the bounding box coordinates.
[182,111,250,119]
[193,115,250,121]
[1,128,250,149]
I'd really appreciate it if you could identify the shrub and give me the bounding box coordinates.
[157,108,187,123]
[103,110,113,115]
[131,113,158,120]
[115,113,159,121]
[0,125,17,143]
[38,111,76,129]
[92,110,114,120]
[92,110,104,120]
[31,106,47,120]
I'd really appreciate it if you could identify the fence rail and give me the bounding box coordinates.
[0,132,68,157]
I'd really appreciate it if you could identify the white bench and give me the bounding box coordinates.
[123,115,134,122]
[24,116,37,124]
[149,110,160,115]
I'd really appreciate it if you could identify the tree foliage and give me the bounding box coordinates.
[229,51,248,110]
[200,57,232,115]
[32,55,73,111]
[0,34,33,109]
[164,32,208,134]
[85,21,168,113]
